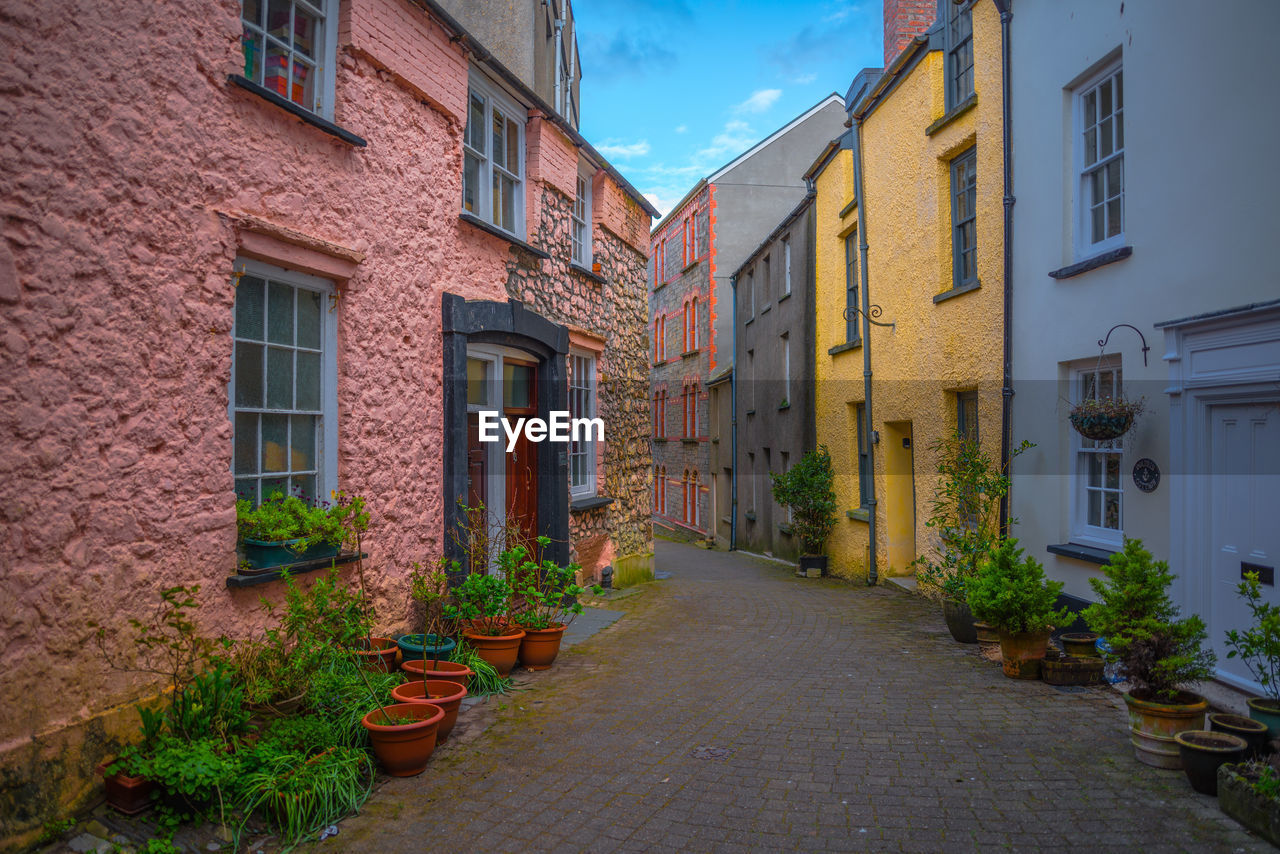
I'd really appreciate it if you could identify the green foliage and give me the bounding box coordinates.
[770,447,838,555]
[1225,571,1280,700]
[913,436,1033,599]
[1252,763,1280,801]
[1068,395,1144,440]
[409,557,457,663]
[1083,538,1216,701]
[444,571,513,636]
[305,659,400,748]
[35,818,75,845]
[131,735,240,815]
[277,566,372,649]
[166,661,251,744]
[239,745,372,847]
[508,537,596,630]
[450,639,509,696]
[235,490,369,552]
[965,539,1071,634]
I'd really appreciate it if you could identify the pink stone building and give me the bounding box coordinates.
[0,0,654,839]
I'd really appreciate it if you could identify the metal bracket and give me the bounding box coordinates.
[843,304,895,331]
[1098,323,1150,367]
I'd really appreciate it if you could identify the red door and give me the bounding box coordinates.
[503,359,539,549]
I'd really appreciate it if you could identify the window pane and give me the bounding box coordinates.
[1084,90,1096,127]
[291,55,313,109]
[243,0,264,27]
[296,350,320,410]
[1106,199,1122,238]
[262,414,289,472]
[1106,159,1123,198]
[1106,455,1120,489]
[235,478,258,505]
[267,346,294,409]
[1115,110,1124,150]
[468,94,485,151]
[1088,455,1103,487]
[503,362,533,408]
[1099,79,1112,117]
[235,342,264,407]
[290,414,316,472]
[1104,493,1121,529]
[1084,127,1097,166]
[293,6,318,58]
[505,117,520,174]
[290,474,316,503]
[1088,490,1101,527]
[1091,204,1105,244]
[1115,71,1123,108]
[242,28,264,82]
[267,0,291,40]
[261,476,289,501]
[236,276,265,340]
[267,281,294,344]
[492,108,506,170]
[234,412,258,474]
[296,287,322,349]
[1100,117,1113,158]
[463,152,480,213]
[264,41,290,99]
[467,358,490,406]
[497,174,516,232]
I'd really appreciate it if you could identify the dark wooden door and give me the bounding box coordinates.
[503,358,539,548]
[466,413,486,509]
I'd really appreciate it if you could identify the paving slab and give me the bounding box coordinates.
[332,540,1269,853]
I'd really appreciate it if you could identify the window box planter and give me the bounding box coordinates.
[1068,397,1144,441]
[1219,763,1280,846]
[239,538,339,572]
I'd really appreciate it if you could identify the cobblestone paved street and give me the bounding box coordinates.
[335,541,1267,853]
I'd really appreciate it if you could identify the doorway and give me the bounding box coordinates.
[883,420,916,574]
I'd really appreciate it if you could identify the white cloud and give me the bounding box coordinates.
[594,139,651,159]
[695,119,759,162]
[674,124,688,134]
[790,72,818,84]
[734,88,782,114]
[643,191,684,220]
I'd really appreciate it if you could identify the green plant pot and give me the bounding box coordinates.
[1247,697,1280,740]
[396,634,457,662]
[1219,763,1280,846]
[240,538,338,570]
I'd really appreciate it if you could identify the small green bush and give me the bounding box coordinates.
[965,539,1071,634]
[1083,538,1215,701]
[235,490,368,552]
[1225,570,1280,700]
[770,447,837,555]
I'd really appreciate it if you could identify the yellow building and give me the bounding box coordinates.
[812,1,1005,581]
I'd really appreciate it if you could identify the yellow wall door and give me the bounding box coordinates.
[883,421,916,574]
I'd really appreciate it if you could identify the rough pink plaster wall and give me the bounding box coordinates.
[0,0,514,785]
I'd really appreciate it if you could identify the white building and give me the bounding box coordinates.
[1008,0,1280,694]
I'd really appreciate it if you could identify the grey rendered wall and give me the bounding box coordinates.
[436,0,537,89]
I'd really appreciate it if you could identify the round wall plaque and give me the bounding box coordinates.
[1133,458,1160,493]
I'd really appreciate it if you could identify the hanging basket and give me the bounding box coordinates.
[1068,397,1144,441]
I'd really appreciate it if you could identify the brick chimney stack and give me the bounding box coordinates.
[883,0,936,67]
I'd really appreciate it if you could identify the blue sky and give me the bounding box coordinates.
[575,0,884,219]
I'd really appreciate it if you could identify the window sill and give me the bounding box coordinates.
[682,259,699,273]
[228,75,368,147]
[682,348,700,358]
[458,212,551,259]
[227,550,365,589]
[925,92,978,137]
[1047,543,1117,565]
[828,339,862,356]
[838,198,858,219]
[745,512,757,523]
[1049,246,1133,280]
[570,495,614,513]
[761,303,772,315]
[569,262,606,284]
[846,508,870,522]
[933,282,981,304]
[682,437,699,445]
[745,316,755,327]
[778,402,791,411]
[653,436,669,443]
[653,280,668,292]
[746,409,756,417]
[778,291,791,303]
[778,523,793,536]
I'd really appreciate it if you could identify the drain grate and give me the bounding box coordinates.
[1051,685,1088,694]
[691,746,730,760]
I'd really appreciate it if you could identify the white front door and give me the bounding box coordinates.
[1210,403,1280,687]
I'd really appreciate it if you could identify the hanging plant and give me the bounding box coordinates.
[1068,395,1144,441]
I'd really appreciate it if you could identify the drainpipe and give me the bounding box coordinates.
[729,273,739,551]
[553,2,565,115]
[992,0,1015,534]
[852,120,878,586]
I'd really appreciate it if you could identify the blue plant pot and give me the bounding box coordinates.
[396,633,457,662]
[1248,698,1280,740]
[240,538,339,570]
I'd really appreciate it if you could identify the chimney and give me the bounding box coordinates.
[883,0,936,67]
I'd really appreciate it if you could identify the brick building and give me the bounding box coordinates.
[649,97,847,543]
[0,0,653,842]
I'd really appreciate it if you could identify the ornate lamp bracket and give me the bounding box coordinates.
[843,304,895,331]
[1097,323,1150,367]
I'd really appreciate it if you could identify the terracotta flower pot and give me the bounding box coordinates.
[98,760,155,815]
[390,679,468,741]
[402,658,474,691]
[517,624,567,670]
[1175,730,1247,795]
[1124,690,1208,769]
[462,628,526,676]
[351,637,398,672]
[360,703,444,777]
[997,628,1051,680]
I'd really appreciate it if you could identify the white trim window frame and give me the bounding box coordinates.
[1070,359,1125,549]
[463,73,527,238]
[1074,59,1125,257]
[568,350,597,499]
[782,235,792,296]
[571,165,592,266]
[941,0,975,110]
[240,0,338,119]
[230,258,339,507]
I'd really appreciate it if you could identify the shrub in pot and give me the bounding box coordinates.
[770,447,837,577]
[444,569,524,676]
[965,539,1070,679]
[509,537,596,670]
[1083,538,1216,768]
[235,490,368,570]
[1224,570,1280,737]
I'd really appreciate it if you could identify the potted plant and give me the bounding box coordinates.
[965,539,1071,680]
[359,703,445,776]
[1083,538,1217,768]
[770,447,837,577]
[1174,730,1248,794]
[507,537,595,670]
[399,558,458,665]
[443,567,524,676]
[1224,569,1280,737]
[1219,761,1280,846]
[1068,395,1144,442]
[235,490,368,570]
[389,678,469,742]
[913,436,1033,644]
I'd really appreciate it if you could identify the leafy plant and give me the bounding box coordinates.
[450,639,509,696]
[408,557,458,669]
[445,571,513,636]
[769,447,838,555]
[1083,538,1216,701]
[1225,571,1280,701]
[508,537,595,630]
[236,490,368,553]
[166,661,251,744]
[1068,395,1144,441]
[1252,763,1280,801]
[239,745,372,847]
[305,659,400,747]
[130,735,240,818]
[913,435,1033,600]
[277,566,372,650]
[965,539,1071,634]
[35,818,75,845]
